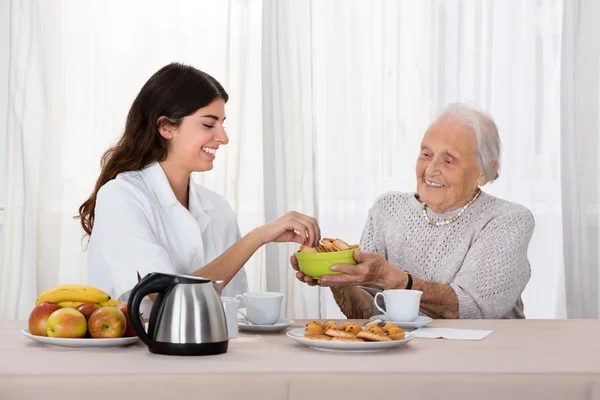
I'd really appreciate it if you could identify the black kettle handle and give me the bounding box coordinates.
[127,272,178,346]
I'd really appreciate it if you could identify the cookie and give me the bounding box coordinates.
[332,239,351,251]
[357,331,392,342]
[365,326,386,336]
[299,245,318,253]
[322,321,338,330]
[323,321,342,331]
[321,239,336,252]
[303,334,332,341]
[344,324,362,335]
[386,327,405,340]
[364,321,380,329]
[389,332,405,340]
[383,322,399,331]
[341,321,354,329]
[325,329,357,339]
[305,323,324,335]
[332,336,365,342]
[307,320,323,327]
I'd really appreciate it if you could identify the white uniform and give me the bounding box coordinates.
[85,161,248,317]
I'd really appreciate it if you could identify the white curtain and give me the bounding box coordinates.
[1,0,265,319]
[1,0,580,321]
[561,0,600,318]
[265,0,566,318]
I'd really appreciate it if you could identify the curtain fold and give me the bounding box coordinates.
[1,0,584,321]
[262,0,325,319]
[560,0,600,318]
[269,0,565,318]
[1,0,264,320]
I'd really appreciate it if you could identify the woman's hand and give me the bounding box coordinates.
[317,251,407,288]
[253,211,321,247]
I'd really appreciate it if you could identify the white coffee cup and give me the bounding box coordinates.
[221,297,240,339]
[374,289,423,322]
[235,292,283,325]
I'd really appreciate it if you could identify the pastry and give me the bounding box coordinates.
[298,238,358,253]
[364,321,380,330]
[365,325,386,336]
[357,331,392,342]
[386,327,405,340]
[303,334,332,341]
[332,239,351,251]
[325,329,357,339]
[307,320,323,327]
[332,336,365,342]
[305,323,324,335]
[383,322,399,331]
[344,324,362,335]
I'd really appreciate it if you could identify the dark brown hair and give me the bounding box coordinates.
[77,62,228,236]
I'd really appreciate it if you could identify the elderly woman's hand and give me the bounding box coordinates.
[317,251,407,288]
[290,253,319,287]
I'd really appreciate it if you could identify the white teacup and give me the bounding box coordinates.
[235,292,283,325]
[221,297,240,339]
[374,289,423,322]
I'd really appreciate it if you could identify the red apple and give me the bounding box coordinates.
[76,303,99,320]
[46,308,87,338]
[88,307,126,338]
[117,303,138,337]
[28,302,61,336]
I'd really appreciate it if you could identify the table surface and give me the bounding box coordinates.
[2,318,600,400]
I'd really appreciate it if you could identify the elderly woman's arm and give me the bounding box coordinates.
[328,253,459,319]
[325,208,534,319]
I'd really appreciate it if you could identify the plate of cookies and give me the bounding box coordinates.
[286,320,413,352]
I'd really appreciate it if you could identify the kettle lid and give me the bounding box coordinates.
[174,274,212,284]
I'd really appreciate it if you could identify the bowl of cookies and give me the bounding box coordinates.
[295,238,359,279]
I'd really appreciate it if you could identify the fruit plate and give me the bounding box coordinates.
[286,328,414,353]
[22,329,139,348]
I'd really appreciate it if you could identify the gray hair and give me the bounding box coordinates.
[434,103,501,184]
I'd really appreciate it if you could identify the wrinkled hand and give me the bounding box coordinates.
[290,253,319,287]
[255,211,321,247]
[317,251,396,288]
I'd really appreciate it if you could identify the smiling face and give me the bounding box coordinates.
[415,118,484,213]
[159,98,228,173]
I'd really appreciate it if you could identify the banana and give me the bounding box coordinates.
[36,284,110,306]
[99,299,121,307]
[57,301,85,308]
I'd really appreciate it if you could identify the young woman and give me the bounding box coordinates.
[79,63,320,316]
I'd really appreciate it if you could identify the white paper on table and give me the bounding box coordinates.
[411,327,493,340]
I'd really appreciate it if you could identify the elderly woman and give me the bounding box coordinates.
[292,103,534,319]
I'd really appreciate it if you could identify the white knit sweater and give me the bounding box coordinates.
[360,191,535,319]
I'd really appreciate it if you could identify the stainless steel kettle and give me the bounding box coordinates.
[128,272,228,356]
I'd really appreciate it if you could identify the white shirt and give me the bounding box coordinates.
[85,162,248,316]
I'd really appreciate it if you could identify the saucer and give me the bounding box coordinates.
[369,315,433,329]
[237,318,294,333]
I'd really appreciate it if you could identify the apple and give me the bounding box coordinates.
[46,308,87,338]
[117,303,138,337]
[28,302,61,336]
[88,307,126,338]
[76,303,99,320]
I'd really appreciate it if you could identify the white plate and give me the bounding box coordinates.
[369,315,433,329]
[286,328,414,352]
[238,319,294,333]
[22,329,139,348]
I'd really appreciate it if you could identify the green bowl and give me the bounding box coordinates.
[295,248,359,279]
